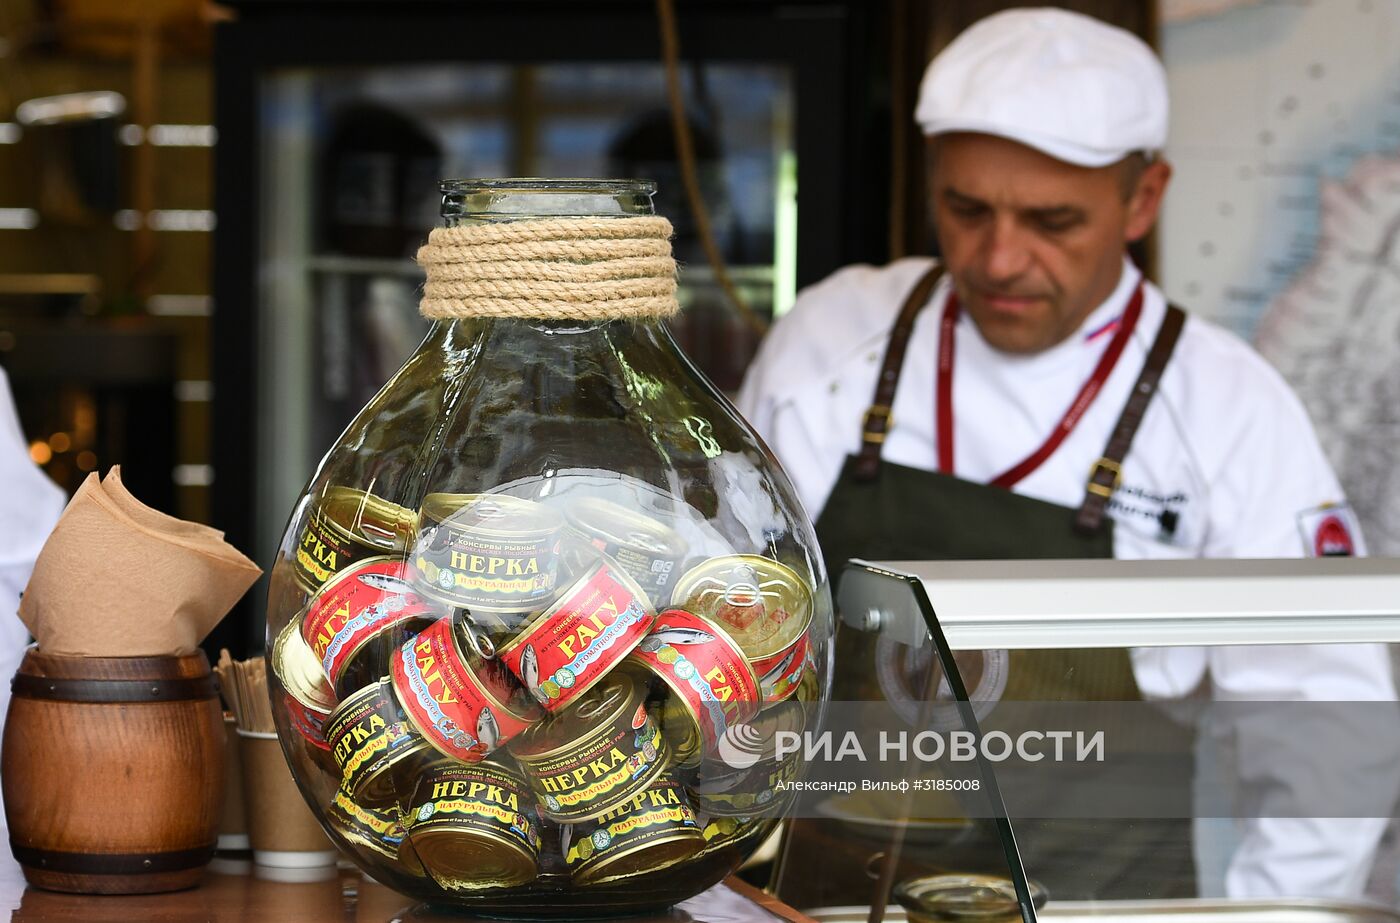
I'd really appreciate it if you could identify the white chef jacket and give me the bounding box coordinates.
[737,255,1399,899]
[0,368,64,732]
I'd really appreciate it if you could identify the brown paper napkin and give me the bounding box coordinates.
[18,467,262,655]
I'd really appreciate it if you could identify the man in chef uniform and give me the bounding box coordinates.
[739,7,1397,903]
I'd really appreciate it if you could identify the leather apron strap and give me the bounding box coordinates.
[1075,304,1188,535]
[853,264,945,482]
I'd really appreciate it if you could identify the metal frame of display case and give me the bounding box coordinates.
[807,900,1400,922]
[835,557,1400,923]
[852,557,1400,650]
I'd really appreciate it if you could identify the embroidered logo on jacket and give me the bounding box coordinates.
[1297,503,1362,557]
[1108,485,1190,542]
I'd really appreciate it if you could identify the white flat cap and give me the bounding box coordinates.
[915,7,1168,167]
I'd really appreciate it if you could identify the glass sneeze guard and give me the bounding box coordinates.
[775,557,1400,923]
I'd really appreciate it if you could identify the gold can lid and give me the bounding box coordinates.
[669,555,813,661]
[893,874,1048,922]
[318,486,418,551]
[412,826,538,891]
[511,670,641,761]
[651,695,702,769]
[565,498,687,559]
[756,697,807,746]
[421,492,564,539]
[271,615,336,714]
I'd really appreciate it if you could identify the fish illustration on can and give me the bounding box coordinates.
[639,626,716,653]
[520,644,543,703]
[759,646,797,693]
[356,571,417,596]
[477,706,500,750]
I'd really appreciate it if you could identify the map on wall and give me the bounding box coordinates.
[1159,0,1400,555]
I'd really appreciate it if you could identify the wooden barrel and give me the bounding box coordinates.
[2,648,225,894]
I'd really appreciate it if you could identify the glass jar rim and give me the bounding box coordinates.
[439,178,657,196]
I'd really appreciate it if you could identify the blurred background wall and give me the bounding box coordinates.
[0,0,215,522]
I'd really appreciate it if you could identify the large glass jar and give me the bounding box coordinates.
[265,179,832,914]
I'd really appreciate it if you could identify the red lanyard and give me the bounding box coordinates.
[936,281,1145,489]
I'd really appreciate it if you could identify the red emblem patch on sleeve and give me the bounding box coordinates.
[1297,504,1364,557]
[1313,515,1355,557]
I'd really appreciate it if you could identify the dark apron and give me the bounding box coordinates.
[781,266,1194,905]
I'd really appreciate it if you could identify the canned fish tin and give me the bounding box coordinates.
[563,776,702,886]
[392,617,541,764]
[565,498,687,605]
[302,557,438,697]
[328,786,424,875]
[413,493,564,611]
[649,696,703,772]
[751,628,813,705]
[510,672,669,823]
[326,678,437,807]
[284,692,339,776]
[687,699,805,818]
[626,609,760,761]
[407,760,542,891]
[893,874,1049,923]
[499,560,656,712]
[294,487,417,592]
[670,554,814,672]
[272,616,337,715]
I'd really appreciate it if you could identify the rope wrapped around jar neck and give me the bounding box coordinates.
[415,216,680,321]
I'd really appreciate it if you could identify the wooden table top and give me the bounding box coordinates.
[0,853,817,923]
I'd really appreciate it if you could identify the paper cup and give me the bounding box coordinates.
[218,715,249,851]
[236,730,337,869]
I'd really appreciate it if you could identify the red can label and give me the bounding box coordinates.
[302,558,438,688]
[627,609,760,756]
[392,619,536,763]
[285,692,331,752]
[750,629,812,705]
[500,561,655,713]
